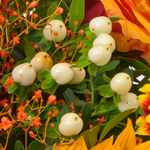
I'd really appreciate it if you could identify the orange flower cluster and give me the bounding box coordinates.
[0,117,12,131]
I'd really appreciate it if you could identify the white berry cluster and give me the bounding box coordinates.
[12,52,53,86]
[59,112,83,136]
[88,16,115,66]
[110,72,139,112]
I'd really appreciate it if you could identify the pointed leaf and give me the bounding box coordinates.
[48,82,59,94]
[85,31,97,41]
[38,70,51,82]
[109,17,120,22]
[88,62,98,76]
[14,140,25,150]
[69,0,84,31]
[14,86,28,100]
[77,55,91,68]
[103,74,111,84]
[8,82,19,93]
[41,77,55,89]
[38,38,52,52]
[113,93,120,106]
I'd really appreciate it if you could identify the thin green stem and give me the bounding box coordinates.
[90,74,95,109]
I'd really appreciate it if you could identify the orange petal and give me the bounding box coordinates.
[104,142,121,150]
[52,143,70,150]
[131,140,150,150]
[136,125,150,135]
[69,136,88,150]
[115,118,136,149]
[138,94,150,114]
[136,115,148,126]
[91,136,113,150]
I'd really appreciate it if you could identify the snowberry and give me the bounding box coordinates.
[31,52,53,72]
[88,44,112,66]
[118,92,139,112]
[89,16,112,36]
[93,33,116,52]
[68,67,86,84]
[59,113,83,136]
[110,72,132,95]
[43,19,67,42]
[12,63,36,86]
[51,63,74,85]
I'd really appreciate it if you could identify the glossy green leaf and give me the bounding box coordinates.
[113,93,120,106]
[80,126,99,148]
[48,82,59,94]
[63,88,77,104]
[101,102,117,111]
[8,82,19,93]
[69,82,87,90]
[41,77,55,89]
[14,140,24,150]
[85,31,97,41]
[79,39,93,55]
[14,86,28,100]
[97,60,120,73]
[99,108,135,143]
[47,3,62,20]
[80,23,90,31]
[27,83,38,92]
[27,137,53,150]
[46,122,60,139]
[62,103,72,114]
[80,102,92,129]
[74,100,86,106]
[23,40,36,59]
[77,55,91,68]
[69,0,84,31]
[72,88,91,94]
[97,84,114,98]
[88,62,98,76]
[103,74,111,84]
[38,38,52,52]
[26,30,44,45]
[38,70,51,82]
[2,73,12,85]
[109,17,120,22]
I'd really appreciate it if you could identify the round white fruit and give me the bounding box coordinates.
[110,72,132,95]
[59,113,83,136]
[31,52,53,73]
[12,63,36,86]
[93,33,116,52]
[88,44,112,66]
[118,92,139,112]
[51,63,74,85]
[89,16,112,36]
[43,19,67,42]
[68,67,86,84]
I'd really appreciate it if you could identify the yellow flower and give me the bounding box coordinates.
[53,118,150,150]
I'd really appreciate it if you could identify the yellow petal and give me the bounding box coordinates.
[52,143,70,150]
[136,125,150,135]
[69,136,88,150]
[131,140,150,150]
[91,136,113,150]
[136,115,147,126]
[115,118,136,150]
[139,84,150,94]
[104,142,121,150]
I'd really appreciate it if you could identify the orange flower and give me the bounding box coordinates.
[0,15,5,24]
[31,116,42,129]
[13,37,20,45]
[1,117,12,131]
[101,0,150,63]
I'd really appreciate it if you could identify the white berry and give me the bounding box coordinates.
[68,67,86,84]
[89,16,112,36]
[93,33,116,52]
[118,92,139,112]
[110,72,132,95]
[12,63,36,86]
[88,44,112,66]
[59,113,83,136]
[51,63,74,85]
[43,20,67,42]
[31,52,53,73]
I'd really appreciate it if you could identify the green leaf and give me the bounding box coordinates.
[109,17,120,22]
[27,83,38,92]
[113,93,120,106]
[80,126,99,148]
[8,82,19,93]
[26,30,44,45]
[80,23,90,31]
[69,0,84,31]
[14,140,25,150]
[23,40,36,59]
[38,70,51,82]
[80,39,93,55]
[80,102,92,129]
[63,88,77,104]
[72,88,91,94]
[103,74,111,84]
[48,82,59,94]
[77,55,91,68]
[101,102,117,111]
[14,86,28,100]
[74,100,86,106]
[85,31,97,41]
[97,60,120,73]
[88,62,98,76]
[47,3,62,20]
[99,108,135,143]
[27,137,54,150]
[41,77,55,89]
[97,84,114,98]
[69,82,87,90]
[38,38,52,52]
[2,73,12,85]
[46,122,60,139]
